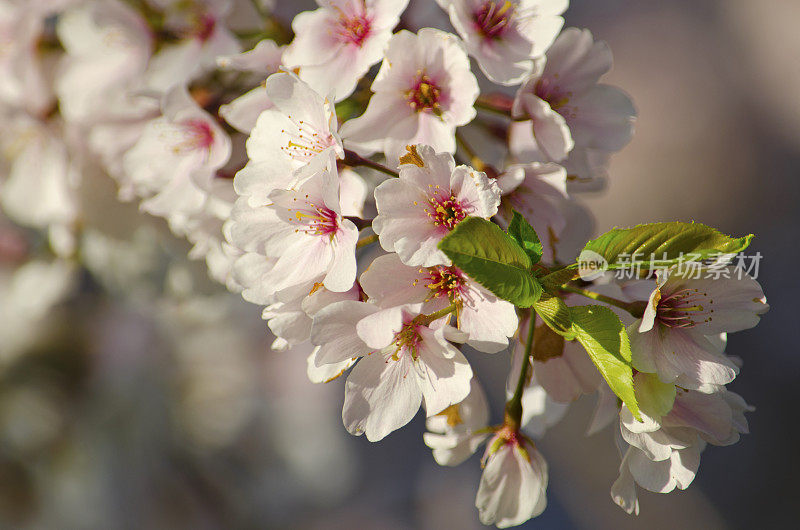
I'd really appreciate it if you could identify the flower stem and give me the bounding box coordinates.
[249,0,269,19]
[356,233,379,249]
[560,285,646,318]
[343,149,399,178]
[416,303,458,326]
[455,131,486,171]
[505,312,536,430]
[474,93,517,117]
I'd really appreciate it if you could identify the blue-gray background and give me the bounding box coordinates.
[2,1,796,528]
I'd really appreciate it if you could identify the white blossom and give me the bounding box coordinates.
[372,145,501,267]
[234,72,344,207]
[339,28,479,163]
[228,166,358,295]
[283,0,410,101]
[510,28,636,181]
[437,0,567,85]
[360,253,518,352]
[476,429,548,528]
[311,302,473,441]
[628,266,768,389]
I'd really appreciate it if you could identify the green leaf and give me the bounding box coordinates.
[508,210,543,264]
[634,373,676,417]
[569,305,639,419]
[533,292,574,339]
[438,217,543,307]
[581,222,753,270]
[539,266,579,292]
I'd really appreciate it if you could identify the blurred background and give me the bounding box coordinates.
[0,0,797,528]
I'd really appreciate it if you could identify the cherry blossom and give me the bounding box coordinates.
[424,378,490,466]
[360,253,518,352]
[0,0,65,115]
[339,28,479,163]
[0,112,79,254]
[283,0,410,101]
[476,428,548,527]
[372,145,501,267]
[55,0,154,124]
[310,302,473,441]
[218,39,285,134]
[496,162,571,262]
[510,28,636,181]
[122,85,231,232]
[628,266,768,389]
[144,0,240,92]
[228,167,358,295]
[437,0,567,85]
[234,72,344,207]
[612,373,752,513]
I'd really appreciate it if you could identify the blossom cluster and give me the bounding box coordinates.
[0,0,768,527]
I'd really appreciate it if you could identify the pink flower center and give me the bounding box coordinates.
[656,288,714,328]
[289,203,340,239]
[425,193,468,231]
[281,118,337,162]
[195,13,216,42]
[473,1,515,40]
[406,73,442,113]
[390,322,423,361]
[334,10,372,46]
[422,266,466,301]
[534,77,572,112]
[175,119,215,154]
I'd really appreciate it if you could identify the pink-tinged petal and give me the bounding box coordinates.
[519,382,569,438]
[536,343,601,402]
[283,9,341,66]
[565,84,636,152]
[587,384,620,436]
[340,92,415,153]
[360,253,428,307]
[611,450,640,515]
[227,200,296,254]
[264,237,334,292]
[233,159,293,207]
[631,325,739,387]
[512,94,574,162]
[265,71,330,132]
[338,168,369,218]
[541,28,612,95]
[450,166,502,218]
[666,390,733,443]
[458,289,518,353]
[217,39,284,74]
[514,11,564,58]
[307,347,356,384]
[311,300,378,365]
[219,86,274,134]
[417,331,472,415]
[476,441,548,527]
[663,269,768,334]
[342,353,423,441]
[232,252,276,305]
[324,219,359,292]
[356,305,407,349]
[627,444,700,493]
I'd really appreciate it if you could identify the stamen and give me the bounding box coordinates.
[280,119,336,162]
[287,198,340,238]
[406,73,442,113]
[473,1,516,40]
[424,193,469,231]
[656,287,714,328]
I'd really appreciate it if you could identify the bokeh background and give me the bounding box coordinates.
[1,0,797,528]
